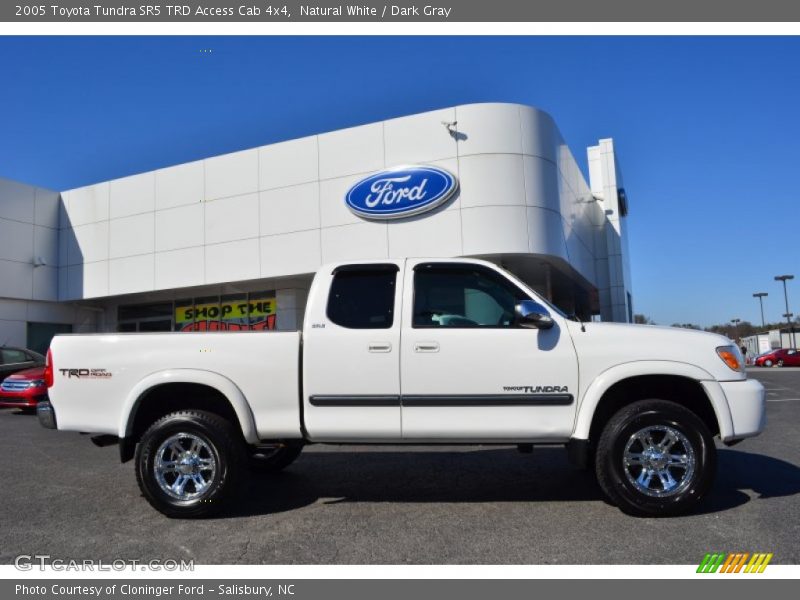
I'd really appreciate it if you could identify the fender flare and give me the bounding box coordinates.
[571,361,734,441]
[118,369,259,444]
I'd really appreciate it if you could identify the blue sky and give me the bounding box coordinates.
[0,36,797,327]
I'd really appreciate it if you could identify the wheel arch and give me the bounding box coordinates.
[119,369,259,447]
[572,361,734,444]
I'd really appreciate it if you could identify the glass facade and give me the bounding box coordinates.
[118,292,276,333]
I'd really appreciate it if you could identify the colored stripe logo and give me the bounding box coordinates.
[697,552,773,573]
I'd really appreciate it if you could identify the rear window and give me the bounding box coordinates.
[1,349,27,364]
[327,266,397,329]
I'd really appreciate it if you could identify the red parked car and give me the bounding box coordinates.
[0,366,48,410]
[754,348,800,367]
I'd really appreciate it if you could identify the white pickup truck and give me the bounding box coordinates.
[39,258,765,518]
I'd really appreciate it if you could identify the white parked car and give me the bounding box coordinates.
[39,258,765,518]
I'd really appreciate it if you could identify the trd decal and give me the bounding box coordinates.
[59,368,112,379]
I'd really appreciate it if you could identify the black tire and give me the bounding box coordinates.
[595,400,716,517]
[765,359,773,367]
[777,359,784,367]
[135,410,247,518]
[249,442,303,473]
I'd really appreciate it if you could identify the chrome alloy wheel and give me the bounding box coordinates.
[622,425,696,497]
[154,433,217,500]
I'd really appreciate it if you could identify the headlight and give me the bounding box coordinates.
[716,345,744,373]
[28,380,46,388]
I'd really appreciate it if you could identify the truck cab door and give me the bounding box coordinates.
[400,261,579,441]
[302,262,403,441]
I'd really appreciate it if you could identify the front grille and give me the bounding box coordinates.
[1,380,31,392]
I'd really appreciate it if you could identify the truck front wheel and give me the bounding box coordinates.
[595,399,716,517]
[135,410,246,518]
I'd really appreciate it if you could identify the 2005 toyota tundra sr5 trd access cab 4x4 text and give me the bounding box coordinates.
[38,258,766,518]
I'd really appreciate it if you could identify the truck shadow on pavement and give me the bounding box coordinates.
[226,446,800,518]
[229,447,598,517]
[698,448,800,514]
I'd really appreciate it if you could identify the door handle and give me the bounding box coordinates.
[368,342,392,353]
[414,341,440,353]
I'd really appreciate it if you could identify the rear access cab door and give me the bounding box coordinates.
[302,262,404,441]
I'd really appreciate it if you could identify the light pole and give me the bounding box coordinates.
[753,292,768,329]
[730,318,741,343]
[774,275,796,348]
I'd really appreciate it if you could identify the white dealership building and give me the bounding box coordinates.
[0,103,632,353]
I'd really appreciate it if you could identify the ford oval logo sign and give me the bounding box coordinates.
[345,165,458,220]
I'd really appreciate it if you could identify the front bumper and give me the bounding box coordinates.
[0,393,46,408]
[37,400,57,429]
[719,379,766,440]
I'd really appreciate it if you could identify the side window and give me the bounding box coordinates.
[413,265,527,328]
[2,349,27,364]
[327,266,397,329]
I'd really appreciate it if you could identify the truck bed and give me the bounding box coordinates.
[48,331,302,442]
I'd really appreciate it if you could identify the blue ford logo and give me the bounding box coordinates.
[345,165,458,220]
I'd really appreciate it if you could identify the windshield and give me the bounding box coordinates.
[494,264,569,319]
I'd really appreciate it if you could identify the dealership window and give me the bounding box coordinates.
[413,265,524,328]
[219,294,248,331]
[118,303,172,332]
[247,293,278,330]
[118,292,277,333]
[627,292,633,324]
[189,296,221,331]
[26,322,73,355]
[174,299,194,331]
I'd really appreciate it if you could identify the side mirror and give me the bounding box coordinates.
[515,300,554,330]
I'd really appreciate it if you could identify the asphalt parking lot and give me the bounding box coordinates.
[1,368,798,565]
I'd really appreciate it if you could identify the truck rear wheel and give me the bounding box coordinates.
[249,442,303,473]
[595,399,716,517]
[135,410,246,518]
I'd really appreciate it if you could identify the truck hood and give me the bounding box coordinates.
[565,321,744,382]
